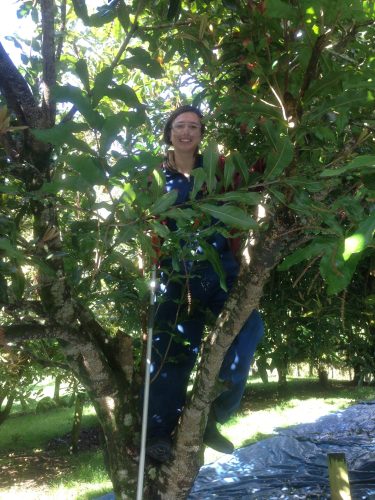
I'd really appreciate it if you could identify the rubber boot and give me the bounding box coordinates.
[203,409,234,454]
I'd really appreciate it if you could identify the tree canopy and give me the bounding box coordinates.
[0,0,374,497]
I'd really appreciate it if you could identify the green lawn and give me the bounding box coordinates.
[1,377,374,499]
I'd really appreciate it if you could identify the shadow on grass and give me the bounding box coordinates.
[2,377,375,498]
[241,377,375,413]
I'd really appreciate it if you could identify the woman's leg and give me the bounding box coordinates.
[213,310,264,423]
[148,279,205,440]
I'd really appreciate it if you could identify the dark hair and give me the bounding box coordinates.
[163,105,205,145]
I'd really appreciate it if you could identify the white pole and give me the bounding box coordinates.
[136,266,157,500]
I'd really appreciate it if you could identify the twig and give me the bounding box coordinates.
[292,254,322,288]
[340,288,347,333]
[56,0,67,62]
[141,20,194,31]
[300,34,330,99]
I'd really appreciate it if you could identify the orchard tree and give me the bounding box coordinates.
[0,1,374,498]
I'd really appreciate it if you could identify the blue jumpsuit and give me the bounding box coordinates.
[147,163,264,440]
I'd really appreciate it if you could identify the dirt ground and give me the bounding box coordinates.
[0,427,101,497]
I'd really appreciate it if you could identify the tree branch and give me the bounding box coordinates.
[299,34,329,99]
[0,43,43,127]
[41,0,57,126]
[141,20,193,31]
[4,299,46,318]
[56,0,67,62]
[110,18,139,71]
[19,347,71,371]
[1,323,74,344]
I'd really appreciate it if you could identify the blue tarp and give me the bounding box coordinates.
[190,401,375,499]
[97,401,375,499]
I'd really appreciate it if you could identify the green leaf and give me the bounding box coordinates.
[11,268,25,301]
[200,241,227,291]
[75,59,90,93]
[264,136,294,179]
[223,156,235,190]
[147,168,166,201]
[150,190,178,215]
[303,72,344,103]
[72,0,88,21]
[117,2,130,30]
[342,211,375,260]
[232,152,250,184]
[121,182,136,204]
[190,168,207,200]
[284,178,326,193]
[0,184,21,194]
[99,111,147,156]
[149,220,170,238]
[164,207,197,221]
[264,0,297,18]
[362,172,375,190]
[199,204,257,230]
[68,155,107,185]
[305,90,367,123]
[122,48,163,78]
[105,85,143,108]
[260,120,279,150]
[203,140,219,193]
[0,238,24,260]
[117,225,138,243]
[53,85,104,129]
[250,102,283,120]
[320,248,361,296]
[222,0,240,11]
[278,238,329,270]
[88,5,117,27]
[321,155,375,177]
[216,191,262,205]
[167,0,181,20]
[37,175,92,194]
[31,122,93,153]
[0,273,8,305]
[28,256,57,277]
[92,67,114,106]
[110,153,160,178]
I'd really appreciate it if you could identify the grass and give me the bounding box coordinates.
[1,377,375,499]
[0,404,97,453]
[204,377,375,463]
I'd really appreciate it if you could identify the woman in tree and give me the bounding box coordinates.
[146,105,264,462]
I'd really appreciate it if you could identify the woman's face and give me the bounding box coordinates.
[170,112,202,155]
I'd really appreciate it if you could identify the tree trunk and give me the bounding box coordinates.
[54,374,63,405]
[256,357,269,383]
[19,396,28,412]
[151,218,302,498]
[69,379,78,407]
[277,367,287,386]
[0,391,15,425]
[352,365,362,386]
[258,366,269,384]
[94,393,140,499]
[70,392,85,454]
[318,368,329,388]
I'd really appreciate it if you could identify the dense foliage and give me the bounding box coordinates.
[0,0,374,497]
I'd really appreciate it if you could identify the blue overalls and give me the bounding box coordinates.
[147,164,264,440]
